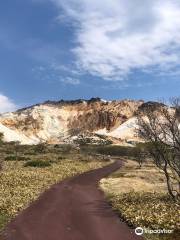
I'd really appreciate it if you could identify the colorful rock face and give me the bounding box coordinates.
[0,98,148,145]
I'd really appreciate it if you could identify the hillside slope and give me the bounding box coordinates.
[0,98,144,145]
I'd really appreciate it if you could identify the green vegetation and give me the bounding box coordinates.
[0,214,9,231]
[0,133,3,143]
[24,160,52,167]
[5,155,30,161]
[108,192,179,230]
[81,144,148,161]
[81,145,134,156]
[107,192,180,240]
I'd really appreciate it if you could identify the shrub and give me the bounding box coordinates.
[4,151,14,155]
[0,213,9,230]
[58,156,65,160]
[4,156,30,161]
[60,144,73,154]
[0,159,3,171]
[33,143,46,154]
[24,151,37,155]
[17,156,30,161]
[54,144,60,148]
[0,132,4,143]
[81,145,134,157]
[24,160,52,168]
[4,156,16,161]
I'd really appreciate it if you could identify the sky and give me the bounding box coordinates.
[0,0,180,112]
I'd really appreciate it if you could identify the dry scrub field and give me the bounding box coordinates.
[100,160,180,240]
[0,141,179,240]
[0,148,106,231]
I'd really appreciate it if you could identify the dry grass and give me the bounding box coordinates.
[100,160,167,194]
[0,150,106,231]
[100,159,180,240]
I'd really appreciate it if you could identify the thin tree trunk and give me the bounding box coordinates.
[164,166,175,200]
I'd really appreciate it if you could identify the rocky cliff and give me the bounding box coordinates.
[0,98,144,145]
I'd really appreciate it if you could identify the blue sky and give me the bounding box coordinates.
[0,0,180,112]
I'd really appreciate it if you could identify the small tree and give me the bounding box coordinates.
[137,98,180,201]
[0,132,4,143]
[133,143,148,168]
[10,141,21,160]
[34,143,46,154]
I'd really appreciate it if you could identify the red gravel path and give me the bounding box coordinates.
[1,160,143,240]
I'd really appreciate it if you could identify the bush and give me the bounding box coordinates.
[4,156,16,161]
[4,151,14,155]
[4,156,30,161]
[58,156,65,160]
[17,156,30,161]
[96,145,132,156]
[24,160,52,168]
[33,143,46,154]
[81,145,134,157]
[0,159,3,171]
[0,213,9,230]
[60,144,73,154]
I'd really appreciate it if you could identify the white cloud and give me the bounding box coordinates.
[50,0,180,80]
[60,77,80,85]
[0,94,17,113]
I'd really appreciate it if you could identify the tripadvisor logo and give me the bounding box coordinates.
[135,227,173,235]
[135,227,144,235]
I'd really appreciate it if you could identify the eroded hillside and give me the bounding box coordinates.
[0,98,145,144]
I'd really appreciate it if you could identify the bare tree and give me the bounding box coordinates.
[137,98,180,201]
[133,143,148,168]
[34,143,46,154]
[10,141,21,160]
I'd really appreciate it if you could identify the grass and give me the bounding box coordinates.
[100,160,180,240]
[0,145,107,231]
[0,143,179,240]
[108,192,179,229]
[0,214,9,232]
[101,160,168,193]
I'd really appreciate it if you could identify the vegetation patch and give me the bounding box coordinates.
[0,158,105,231]
[4,155,30,161]
[4,155,17,161]
[81,145,135,156]
[0,213,9,231]
[107,192,180,240]
[108,192,179,230]
[24,160,52,168]
[58,156,66,160]
[101,160,180,240]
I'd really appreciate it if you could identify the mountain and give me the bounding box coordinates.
[0,98,146,145]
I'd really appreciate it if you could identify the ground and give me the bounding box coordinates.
[2,161,141,240]
[100,159,180,240]
[0,145,107,231]
[0,144,179,240]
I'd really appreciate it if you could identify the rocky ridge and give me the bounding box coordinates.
[0,98,155,145]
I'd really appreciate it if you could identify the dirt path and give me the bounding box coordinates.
[2,160,143,240]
